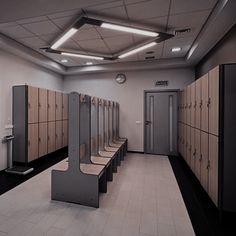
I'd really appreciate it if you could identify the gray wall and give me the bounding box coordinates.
[0,50,63,171]
[63,68,195,152]
[196,24,236,78]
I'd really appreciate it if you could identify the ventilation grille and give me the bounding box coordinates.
[174,28,191,36]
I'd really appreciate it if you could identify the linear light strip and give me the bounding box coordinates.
[101,22,158,37]
[51,28,78,50]
[118,42,157,59]
[61,52,104,60]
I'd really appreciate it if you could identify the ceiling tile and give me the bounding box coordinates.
[73,28,101,41]
[85,6,128,21]
[23,20,61,36]
[40,33,57,44]
[47,9,80,19]
[126,0,170,20]
[60,40,82,51]
[103,35,133,52]
[168,10,211,28]
[85,1,124,11]
[0,22,18,29]
[0,25,34,38]
[16,16,49,25]
[18,36,48,48]
[170,0,217,14]
[51,15,78,30]
[162,37,194,58]
[139,16,168,31]
[78,39,110,54]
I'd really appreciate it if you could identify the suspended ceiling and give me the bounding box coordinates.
[0,0,218,68]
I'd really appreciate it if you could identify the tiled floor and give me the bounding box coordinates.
[0,153,195,236]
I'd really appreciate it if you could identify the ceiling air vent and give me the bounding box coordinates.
[174,28,191,36]
[146,51,154,54]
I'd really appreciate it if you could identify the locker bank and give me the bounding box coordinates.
[0,1,235,235]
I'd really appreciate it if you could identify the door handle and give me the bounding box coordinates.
[145,121,151,125]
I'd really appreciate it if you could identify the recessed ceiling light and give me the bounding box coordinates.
[171,47,181,52]
[85,62,93,65]
[61,59,68,63]
[61,52,104,60]
[51,28,77,49]
[119,42,157,59]
[101,22,158,37]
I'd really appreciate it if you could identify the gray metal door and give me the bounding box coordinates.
[144,91,178,155]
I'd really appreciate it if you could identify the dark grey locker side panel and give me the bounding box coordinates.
[13,85,27,163]
[221,64,236,211]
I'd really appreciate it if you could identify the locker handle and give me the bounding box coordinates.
[48,136,50,141]
[48,104,50,108]
[200,101,203,109]
[199,154,202,162]
[207,160,210,170]
[39,103,41,108]
[28,103,31,109]
[207,98,211,108]
[28,140,30,146]
[194,102,197,108]
[39,137,41,142]
[193,150,196,156]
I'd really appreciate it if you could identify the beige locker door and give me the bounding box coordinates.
[209,66,219,136]
[183,88,187,124]
[62,94,68,120]
[195,79,201,129]
[200,131,209,192]
[56,92,62,121]
[28,86,39,124]
[48,121,56,153]
[56,121,63,149]
[187,126,191,166]
[190,83,196,127]
[48,90,56,121]
[39,122,48,157]
[187,85,191,125]
[184,125,187,161]
[180,123,184,156]
[208,134,218,206]
[201,74,209,132]
[28,123,39,162]
[194,129,201,180]
[190,128,195,171]
[62,120,68,147]
[39,88,48,123]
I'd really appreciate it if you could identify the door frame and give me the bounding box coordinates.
[143,89,179,154]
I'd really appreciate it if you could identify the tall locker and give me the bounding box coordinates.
[209,66,219,136]
[195,79,201,129]
[56,92,62,121]
[183,125,187,160]
[48,122,56,153]
[48,90,56,122]
[190,128,195,171]
[194,129,201,181]
[200,131,209,192]
[28,86,39,124]
[187,126,191,165]
[62,120,68,147]
[56,121,63,149]
[208,134,218,206]
[62,94,69,120]
[190,83,195,127]
[183,89,186,124]
[187,85,191,125]
[39,88,48,123]
[39,122,48,157]
[28,123,39,161]
[201,74,209,132]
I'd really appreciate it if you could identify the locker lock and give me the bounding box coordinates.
[207,160,210,170]
[199,154,202,162]
[207,98,211,108]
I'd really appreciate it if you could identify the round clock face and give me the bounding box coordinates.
[115,74,126,84]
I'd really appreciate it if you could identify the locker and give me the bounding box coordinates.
[200,131,209,192]
[208,134,218,206]
[39,122,48,157]
[195,79,201,129]
[28,123,38,161]
[48,121,56,153]
[183,88,187,124]
[201,74,209,132]
[56,92,62,121]
[62,94,68,120]
[209,66,219,136]
[62,120,68,147]
[186,125,191,165]
[187,85,191,125]
[190,128,195,171]
[183,124,187,160]
[190,82,195,127]
[28,86,39,124]
[39,88,48,123]
[56,121,63,149]
[194,129,201,180]
[48,90,56,121]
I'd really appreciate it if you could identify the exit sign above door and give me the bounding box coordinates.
[155,80,169,86]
